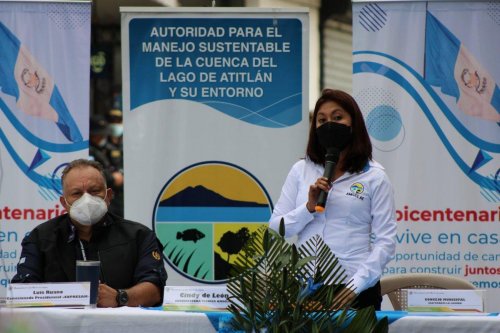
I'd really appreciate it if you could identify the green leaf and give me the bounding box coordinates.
[279,217,285,237]
[293,256,315,271]
[372,316,389,333]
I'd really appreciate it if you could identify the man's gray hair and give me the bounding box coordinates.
[61,159,107,188]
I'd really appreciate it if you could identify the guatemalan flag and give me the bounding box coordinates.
[0,21,83,142]
[425,11,500,123]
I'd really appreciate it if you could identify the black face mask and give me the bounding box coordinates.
[316,122,352,151]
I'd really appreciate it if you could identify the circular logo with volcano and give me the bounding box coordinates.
[153,161,273,283]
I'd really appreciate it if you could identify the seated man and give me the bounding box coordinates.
[11,159,167,307]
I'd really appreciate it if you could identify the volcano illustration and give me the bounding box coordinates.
[159,185,268,207]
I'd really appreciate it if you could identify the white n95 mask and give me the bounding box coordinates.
[67,192,108,226]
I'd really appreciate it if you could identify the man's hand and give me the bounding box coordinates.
[97,283,118,308]
[97,282,161,308]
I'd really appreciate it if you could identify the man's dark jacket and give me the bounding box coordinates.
[11,213,167,292]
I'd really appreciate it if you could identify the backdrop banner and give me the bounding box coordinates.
[353,1,500,310]
[0,1,91,296]
[121,7,309,285]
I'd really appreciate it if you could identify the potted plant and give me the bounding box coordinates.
[225,219,388,333]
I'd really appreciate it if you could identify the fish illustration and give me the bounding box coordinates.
[176,229,205,243]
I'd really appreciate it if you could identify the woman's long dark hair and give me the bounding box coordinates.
[306,89,372,173]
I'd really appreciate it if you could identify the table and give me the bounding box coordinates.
[1,307,499,333]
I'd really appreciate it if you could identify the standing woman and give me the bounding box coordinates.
[269,89,397,310]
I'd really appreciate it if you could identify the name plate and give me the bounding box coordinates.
[407,289,484,312]
[163,285,229,311]
[1,282,90,307]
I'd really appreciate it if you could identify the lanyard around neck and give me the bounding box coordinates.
[78,239,87,261]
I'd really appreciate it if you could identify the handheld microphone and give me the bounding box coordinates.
[315,148,340,212]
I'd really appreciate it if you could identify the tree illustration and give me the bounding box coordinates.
[217,227,250,262]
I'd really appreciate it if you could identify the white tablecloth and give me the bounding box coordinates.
[1,307,214,333]
[1,307,500,333]
[387,312,500,333]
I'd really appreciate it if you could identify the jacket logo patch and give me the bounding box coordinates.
[346,182,365,200]
[152,250,161,261]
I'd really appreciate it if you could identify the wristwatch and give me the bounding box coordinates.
[116,289,128,306]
